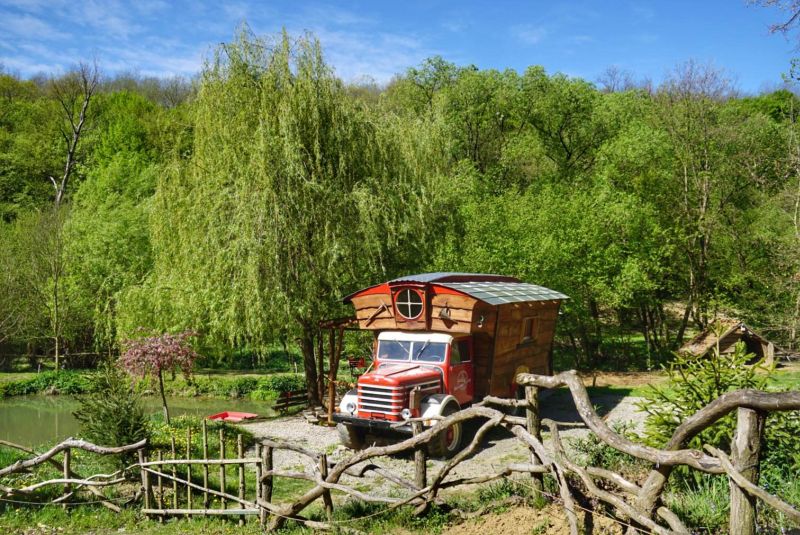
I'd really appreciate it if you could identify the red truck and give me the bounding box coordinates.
[333,273,568,457]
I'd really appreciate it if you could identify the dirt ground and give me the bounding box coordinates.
[239,388,648,499]
[441,503,623,535]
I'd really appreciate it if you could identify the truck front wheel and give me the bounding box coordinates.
[427,403,462,459]
[337,423,365,450]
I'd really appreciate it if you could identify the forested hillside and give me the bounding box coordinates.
[2,29,799,379]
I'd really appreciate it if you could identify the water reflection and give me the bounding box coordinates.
[0,395,273,447]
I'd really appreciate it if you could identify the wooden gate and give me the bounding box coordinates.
[138,421,268,524]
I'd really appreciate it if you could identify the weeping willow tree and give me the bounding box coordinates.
[124,28,452,402]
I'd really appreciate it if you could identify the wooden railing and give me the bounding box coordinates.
[0,437,146,511]
[137,420,265,525]
[2,370,799,534]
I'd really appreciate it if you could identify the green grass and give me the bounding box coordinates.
[0,372,35,384]
[767,368,800,390]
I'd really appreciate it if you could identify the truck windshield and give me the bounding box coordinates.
[377,340,447,363]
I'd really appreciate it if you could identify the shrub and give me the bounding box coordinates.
[0,370,93,398]
[73,363,149,464]
[570,421,644,476]
[637,341,769,449]
[665,475,729,532]
[148,414,255,456]
[250,374,306,400]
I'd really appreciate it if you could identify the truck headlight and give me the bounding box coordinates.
[345,401,356,414]
[401,408,412,421]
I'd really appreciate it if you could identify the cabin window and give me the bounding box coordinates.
[395,288,424,319]
[450,339,471,364]
[521,317,538,343]
[376,339,447,363]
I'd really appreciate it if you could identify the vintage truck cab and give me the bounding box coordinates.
[333,273,568,457]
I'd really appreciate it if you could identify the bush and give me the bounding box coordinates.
[665,475,729,532]
[73,363,149,462]
[637,341,769,449]
[249,374,306,400]
[0,370,93,398]
[570,421,645,476]
[148,414,255,456]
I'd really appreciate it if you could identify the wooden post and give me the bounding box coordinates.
[186,427,192,512]
[138,449,151,511]
[317,334,325,409]
[202,419,209,508]
[525,385,545,503]
[170,435,178,509]
[319,453,333,520]
[412,421,427,489]
[262,445,273,524]
[411,386,427,489]
[219,429,226,510]
[62,448,70,509]
[237,434,245,526]
[730,407,765,535]
[157,450,164,510]
[327,327,345,425]
[255,444,263,525]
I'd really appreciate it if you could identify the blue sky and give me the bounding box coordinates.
[0,0,796,92]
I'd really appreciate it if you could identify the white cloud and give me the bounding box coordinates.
[568,35,594,45]
[0,11,69,39]
[512,24,548,45]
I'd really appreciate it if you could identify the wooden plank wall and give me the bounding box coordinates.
[351,290,490,335]
[489,302,560,397]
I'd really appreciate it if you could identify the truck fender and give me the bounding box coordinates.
[339,389,358,415]
[420,394,459,426]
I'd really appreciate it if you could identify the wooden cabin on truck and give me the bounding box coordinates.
[333,272,568,457]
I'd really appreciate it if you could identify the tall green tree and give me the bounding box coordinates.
[134,29,451,401]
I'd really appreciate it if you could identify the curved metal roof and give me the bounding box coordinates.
[436,281,569,305]
[344,273,569,305]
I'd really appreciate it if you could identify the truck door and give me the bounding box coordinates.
[448,337,474,405]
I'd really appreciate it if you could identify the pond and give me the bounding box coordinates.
[0,395,274,447]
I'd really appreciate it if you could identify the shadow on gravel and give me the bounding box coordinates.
[458,386,636,448]
[540,386,634,423]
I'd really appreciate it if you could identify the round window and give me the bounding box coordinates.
[395,289,424,319]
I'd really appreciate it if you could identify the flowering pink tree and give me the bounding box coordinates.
[119,330,199,424]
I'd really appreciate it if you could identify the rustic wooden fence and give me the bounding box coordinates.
[137,420,265,524]
[251,371,800,534]
[2,370,799,534]
[0,438,145,511]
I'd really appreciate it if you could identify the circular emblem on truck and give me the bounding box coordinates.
[455,369,470,392]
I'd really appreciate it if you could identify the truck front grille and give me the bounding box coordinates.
[357,380,441,418]
[357,384,405,416]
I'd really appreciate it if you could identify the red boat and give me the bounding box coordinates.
[206,411,259,422]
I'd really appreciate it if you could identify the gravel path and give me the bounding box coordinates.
[239,391,648,498]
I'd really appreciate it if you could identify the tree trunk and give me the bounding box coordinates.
[675,296,693,349]
[158,369,170,425]
[300,326,320,404]
[730,408,764,535]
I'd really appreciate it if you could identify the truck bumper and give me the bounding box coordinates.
[332,413,414,435]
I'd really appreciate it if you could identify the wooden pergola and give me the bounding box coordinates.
[317,316,360,424]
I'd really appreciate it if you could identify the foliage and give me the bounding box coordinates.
[119,330,198,379]
[119,330,199,423]
[637,341,769,449]
[147,414,255,454]
[570,421,645,475]
[134,28,454,402]
[3,28,800,386]
[248,374,307,400]
[73,362,149,457]
[0,370,92,398]
[664,475,730,532]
